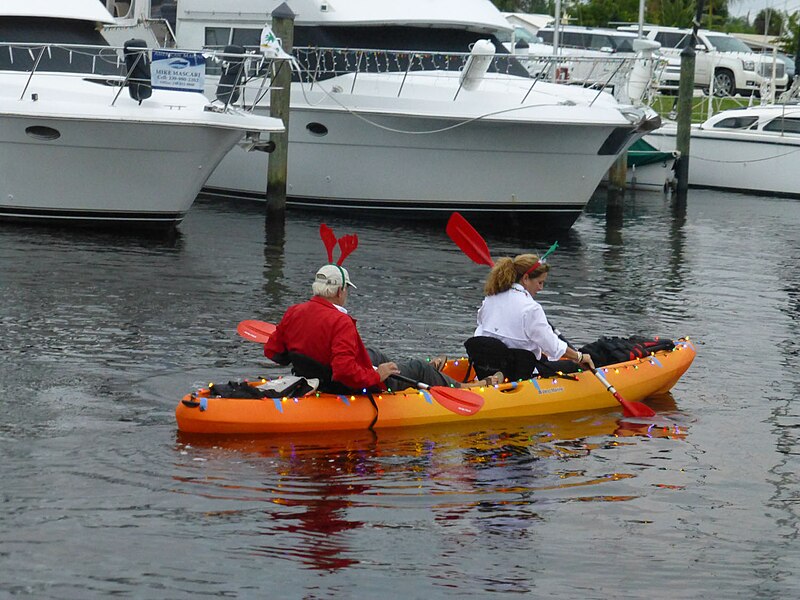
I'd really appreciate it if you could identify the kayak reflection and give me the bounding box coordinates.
[174,400,688,571]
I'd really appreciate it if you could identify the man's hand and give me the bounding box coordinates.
[376,362,400,381]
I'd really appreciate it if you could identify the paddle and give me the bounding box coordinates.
[446,212,494,267]
[445,212,655,419]
[585,362,655,417]
[390,374,484,416]
[549,324,655,418]
[237,319,276,344]
[236,319,484,416]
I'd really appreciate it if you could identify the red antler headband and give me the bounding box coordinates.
[523,241,559,277]
[319,223,359,286]
[319,223,337,263]
[336,233,358,265]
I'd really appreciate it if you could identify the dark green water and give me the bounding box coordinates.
[1,189,797,598]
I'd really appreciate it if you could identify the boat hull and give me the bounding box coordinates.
[204,105,632,227]
[0,114,244,228]
[646,126,800,198]
[176,340,696,434]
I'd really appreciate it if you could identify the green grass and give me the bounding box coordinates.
[649,94,757,123]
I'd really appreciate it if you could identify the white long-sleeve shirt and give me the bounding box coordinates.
[474,283,568,360]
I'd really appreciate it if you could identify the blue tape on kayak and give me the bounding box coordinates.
[650,356,663,368]
[339,395,350,406]
[199,398,207,411]
[272,397,283,413]
[421,390,433,404]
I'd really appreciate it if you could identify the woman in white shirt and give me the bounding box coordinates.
[474,254,595,372]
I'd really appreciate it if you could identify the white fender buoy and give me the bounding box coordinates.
[626,38,661,104]
[459,39,496,92]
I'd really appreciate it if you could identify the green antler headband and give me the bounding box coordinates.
[524,241,559,277]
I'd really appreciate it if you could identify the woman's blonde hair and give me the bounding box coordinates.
[483,254,550,296]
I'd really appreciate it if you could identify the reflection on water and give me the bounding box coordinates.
[173,405,689,576]
[1,189,799,598]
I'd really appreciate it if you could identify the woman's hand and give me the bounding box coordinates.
[571,349,595,370]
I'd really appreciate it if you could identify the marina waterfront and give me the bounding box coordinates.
[1,189,798,598]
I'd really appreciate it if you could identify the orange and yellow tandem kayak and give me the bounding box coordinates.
[176,339,695,434]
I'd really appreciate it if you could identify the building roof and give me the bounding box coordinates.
[502,12,553,32]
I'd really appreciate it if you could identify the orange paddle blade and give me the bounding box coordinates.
[237,320,276,344]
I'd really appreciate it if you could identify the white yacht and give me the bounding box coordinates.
[645,101,800,197]
[0,0,284,229]
[119,0,660,230]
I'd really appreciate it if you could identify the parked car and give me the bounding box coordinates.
[537,25,638,55]
[618,25,789,97]
[776,52,796,83]
[519,25,638,86]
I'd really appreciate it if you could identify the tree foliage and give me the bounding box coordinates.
[777,12,800,56]
[570,0,641,27]
[648,0,695,28]
[753,9,785,37]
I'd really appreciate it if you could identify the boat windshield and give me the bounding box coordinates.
[763,117,800,134]
[0,17,120,76]
[712,115,758,129]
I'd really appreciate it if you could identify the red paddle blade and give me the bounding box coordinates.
[591,367,656,418]
[428,386,484,416]
[618,396,657,418]
[446,212,494,267]
[237,320,276,343]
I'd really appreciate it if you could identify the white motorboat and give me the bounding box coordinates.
[117,0,659,230]
[0,0,284,229]
[645,102,800,197]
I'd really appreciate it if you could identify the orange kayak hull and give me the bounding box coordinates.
[176,340,696,434]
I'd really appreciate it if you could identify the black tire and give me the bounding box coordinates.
[713,69,735,97]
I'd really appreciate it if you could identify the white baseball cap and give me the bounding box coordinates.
[315,264,356,289]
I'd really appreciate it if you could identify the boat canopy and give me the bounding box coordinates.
[177,0,511,33]
[0,0,115,24]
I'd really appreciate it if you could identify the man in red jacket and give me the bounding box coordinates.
[264,264,481,392]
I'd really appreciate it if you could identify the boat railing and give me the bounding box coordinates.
[3,40,660,109]
[290,46,639,101]
[191,45,653,106]
[0,41,289,111]
[188,44,659,105]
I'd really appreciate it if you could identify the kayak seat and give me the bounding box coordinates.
[287,352,380,395]
[463,336,539,382]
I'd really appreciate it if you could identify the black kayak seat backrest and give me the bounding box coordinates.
[463,336,538,382]
[287,351,373,395]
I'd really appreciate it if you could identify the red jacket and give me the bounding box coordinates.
[264,296,382,391]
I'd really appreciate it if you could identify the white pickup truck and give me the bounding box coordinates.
[619,25,788,97]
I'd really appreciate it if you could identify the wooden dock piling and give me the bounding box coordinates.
[674,0,705,201]
[266,2,295,218]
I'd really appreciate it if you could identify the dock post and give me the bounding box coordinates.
[266,2,295,219]
[607,153,628,192]
[674,1,705,202]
